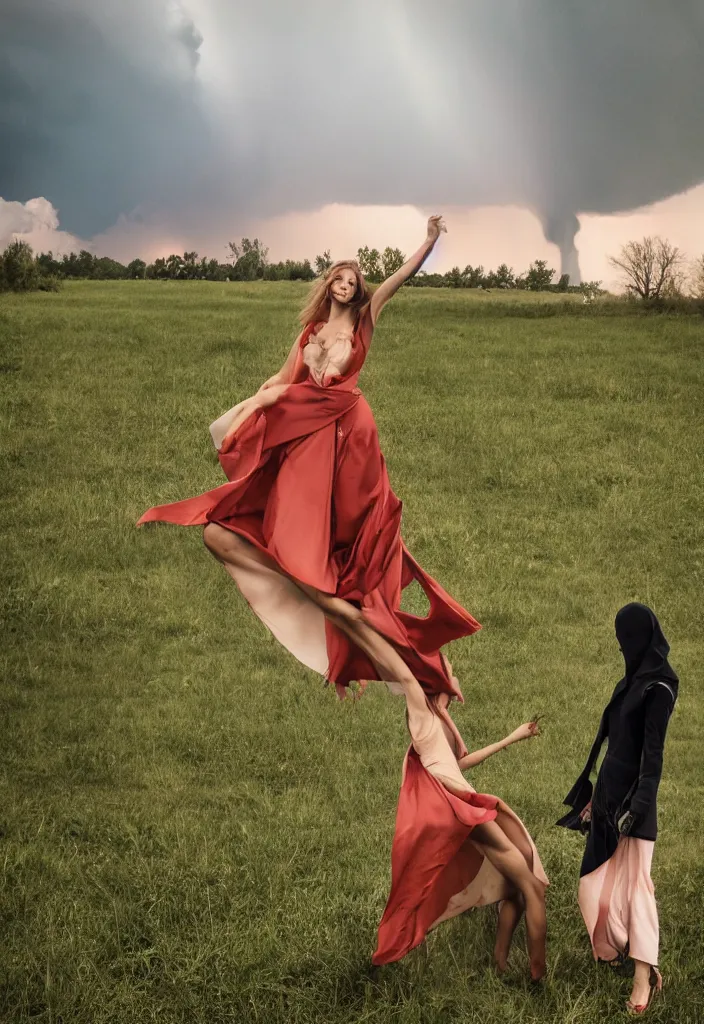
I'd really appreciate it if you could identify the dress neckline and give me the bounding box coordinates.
[312,319,356,339]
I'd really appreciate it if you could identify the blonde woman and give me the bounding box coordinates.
[139,217,482,707]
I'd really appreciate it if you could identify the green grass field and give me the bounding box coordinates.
[1,281,703,1023]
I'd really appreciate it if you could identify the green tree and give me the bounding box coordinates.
[182,251,200,279]
[58,250,91,278]
[463,264,485,288]
[264,259,315,282]
[228,238,269,280]
[314,250,332,276]
[146,257,168,280]
[77,249,97,278]
[210,258,230,280]
[356,246,382,282]
[381,247,405,278]
[493,263,515,288]
[525,260,555,291]
[579,280,603,304]
[166,253,185,279]
[1,240,40,290]
[60,252,79,276]
[1,240,60,292]
[127,259,147,279]
[94,256,127,280]
[444,266,465,288]
[36,251,62,276]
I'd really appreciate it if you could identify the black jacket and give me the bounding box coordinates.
[557,677,676,875]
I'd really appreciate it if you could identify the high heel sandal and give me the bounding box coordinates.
[599,945,633,976]
[626,966,662,1016]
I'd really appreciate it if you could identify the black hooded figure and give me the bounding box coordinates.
[557,603,678,1012]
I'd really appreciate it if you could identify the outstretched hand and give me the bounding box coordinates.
[509,719,542,743]
[426,214,447,243]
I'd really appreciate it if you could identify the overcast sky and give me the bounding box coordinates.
[1,0,703,284]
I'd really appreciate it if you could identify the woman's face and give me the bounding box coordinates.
[329,268,358,305]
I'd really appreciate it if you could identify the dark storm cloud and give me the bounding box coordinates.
[0,0,222,237]
[495,1,704,276]
[2,0,703,277]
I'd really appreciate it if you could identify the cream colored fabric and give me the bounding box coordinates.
[578,837,659,966]
[209,402,246,450]
[222,556,329,675]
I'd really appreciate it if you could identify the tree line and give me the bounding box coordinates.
[2,234,703,301]
[0,237,586,294]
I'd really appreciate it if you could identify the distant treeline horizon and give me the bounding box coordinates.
[22,237,596,294]
[4,235,703,303]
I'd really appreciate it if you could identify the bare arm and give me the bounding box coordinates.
[258,330,305,390]
[370,215,446,325]
[458,721,540,771]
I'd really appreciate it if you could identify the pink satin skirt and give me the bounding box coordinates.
[578,837,659,966]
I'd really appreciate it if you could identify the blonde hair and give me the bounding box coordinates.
[299,260,372,326]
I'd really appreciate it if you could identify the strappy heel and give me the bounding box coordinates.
[626,966,662,1016]
[598,945,633,976]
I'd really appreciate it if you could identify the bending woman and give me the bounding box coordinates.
[138,217,481,703]
[557,603,679,1015]
[373,662,548,979]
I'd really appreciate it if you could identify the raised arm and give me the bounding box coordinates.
[458,720,540,771]
[370,215,446,325]
[258,330,305,391]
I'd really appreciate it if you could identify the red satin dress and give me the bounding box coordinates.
[373,697,549,965]
[137,306,480,698]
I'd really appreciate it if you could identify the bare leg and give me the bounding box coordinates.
[494,896,524,973]
[204,523,280,572]
[496,810,535,872]
[296,582,418,685]
[470,820,547,981]
[629,959,660,1009]
[203,525,415,687]
[491,810,536,973]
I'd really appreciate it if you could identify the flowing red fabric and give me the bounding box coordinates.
[138,308,481,697]
[373,749,499,965]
